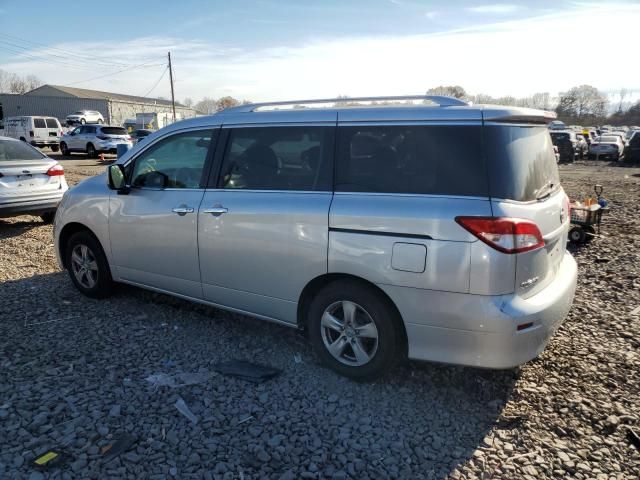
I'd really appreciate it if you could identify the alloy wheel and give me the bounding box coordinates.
[71,244,99,289]
[320,300,379,366]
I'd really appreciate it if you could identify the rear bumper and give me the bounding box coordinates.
[0,193,65,217]
[31,140,59,147]
[382,251,578,369]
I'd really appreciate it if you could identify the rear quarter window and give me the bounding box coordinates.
[33,118,46,128]
[335,125,487,197]
[485,125,560,202]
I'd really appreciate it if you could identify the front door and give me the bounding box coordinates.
[198,125,335,323]
[109,128,217,298]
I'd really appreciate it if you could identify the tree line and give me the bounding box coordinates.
[426,85,637,126]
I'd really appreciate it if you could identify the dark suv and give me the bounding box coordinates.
[550,130,578,162]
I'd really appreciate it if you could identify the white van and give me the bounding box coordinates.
[4,116,62,151]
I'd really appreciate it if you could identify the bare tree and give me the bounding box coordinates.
[426,85,468,99]
[194,97,218,114]
[215,96,240,112]
[24,75,42,92]
[182,97,193,108]
[556,85,608,123]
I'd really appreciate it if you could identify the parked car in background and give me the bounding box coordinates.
[548,120,567,130]
[0,136,68,222]
[553,145,560,163]
[589,135,624,160]
[66,110,104,126]
[550,130,578,162]
[3,116,63,151]
[624,130,640,163]
[60,125,132,157]
[54,95,577,380]
[129,129,154,144]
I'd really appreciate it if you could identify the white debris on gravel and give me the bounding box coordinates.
[0,159,639,479]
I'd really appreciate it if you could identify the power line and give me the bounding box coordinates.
[0,32,164,68]
[0,44,98,71]
[140,66,169,98]
[66,62,167,86]
[0,40,100,70]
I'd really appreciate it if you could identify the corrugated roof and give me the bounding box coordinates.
[26,84,185,107]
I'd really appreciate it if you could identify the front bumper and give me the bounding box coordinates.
[381,251,578,369]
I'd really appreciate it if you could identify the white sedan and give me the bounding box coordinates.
[0,136,68,222]
[588,135,624,160]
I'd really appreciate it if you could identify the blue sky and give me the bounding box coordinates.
[0,0,638,102]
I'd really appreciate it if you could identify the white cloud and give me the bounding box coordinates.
[3,4,639,102]
[425,10,439,20]
[468,4,521,14]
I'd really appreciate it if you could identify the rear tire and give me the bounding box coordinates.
[51,145,60,152]
[98,119,103,124]
[40,212,55,224]
[65,231,113,298]
[86,143,97,158]
[307,280,403,381]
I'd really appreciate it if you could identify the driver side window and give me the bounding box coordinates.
[130,130,214,189]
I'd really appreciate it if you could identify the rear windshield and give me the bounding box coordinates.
[45,118,59,128]
[101,127,127,135]
[485,126,560,202]
[0,139,46,161]
[597,136,617,142]
[335,125,487,196]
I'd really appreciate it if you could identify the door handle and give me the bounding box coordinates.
[202,205,228,216]
[172,206,194,216]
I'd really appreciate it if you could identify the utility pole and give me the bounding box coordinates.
[168,51,176,122]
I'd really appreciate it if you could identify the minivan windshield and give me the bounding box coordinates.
[485,126,560,202]
[0,138,46,161]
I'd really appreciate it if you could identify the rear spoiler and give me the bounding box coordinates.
[482,106,557,125]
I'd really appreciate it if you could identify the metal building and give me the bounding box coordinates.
[0,84,198,127]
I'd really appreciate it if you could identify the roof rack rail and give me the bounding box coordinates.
[224,95,470,113]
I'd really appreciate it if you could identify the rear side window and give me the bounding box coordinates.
[485,126,560,202]
[218,126,333,191]
[101,127,127,135]
[45,118,59,128]
[335,125,487,196]
[33,118,46,128]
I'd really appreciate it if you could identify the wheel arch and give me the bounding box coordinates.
[297,273,408,355]
[58,222,104,269]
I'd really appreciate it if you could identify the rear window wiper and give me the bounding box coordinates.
[535,181,556,200]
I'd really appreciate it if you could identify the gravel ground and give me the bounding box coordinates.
[0,157,639,479]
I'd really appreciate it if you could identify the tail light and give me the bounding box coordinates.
[29,130,34,137]
[455,217,545,254]
[46,165,64,176]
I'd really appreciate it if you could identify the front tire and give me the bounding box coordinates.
[308,280,402,381]
[65,231,113,298]
[60,142,70,156]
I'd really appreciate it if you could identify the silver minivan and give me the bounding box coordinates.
[54,96,577,380]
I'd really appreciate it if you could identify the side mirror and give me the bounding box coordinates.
[108,164,129,193]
